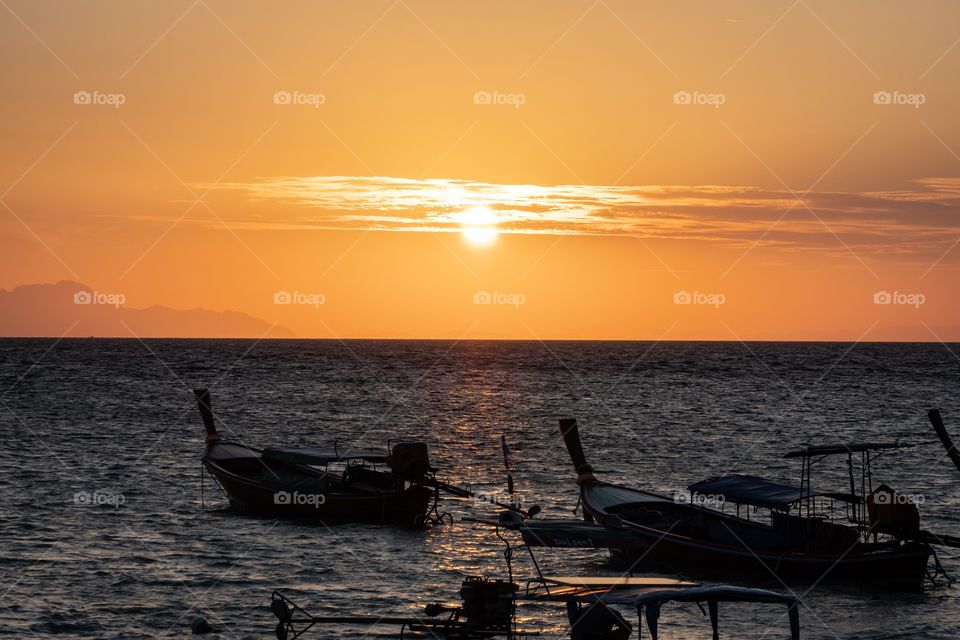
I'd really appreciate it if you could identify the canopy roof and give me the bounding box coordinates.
[524,580,800,640]
[688,474,812,509]
[527,580,796,607]
[262,447,388,466]
[542,576,696,588]
[784,441,912,458]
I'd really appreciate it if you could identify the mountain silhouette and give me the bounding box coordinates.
[0,281,295,338]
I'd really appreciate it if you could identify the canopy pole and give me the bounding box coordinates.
[788,602,800,640]
[645,602,660,640]
[709,600,719,640]
[847,452,856,523]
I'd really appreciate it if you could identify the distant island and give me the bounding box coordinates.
[0,281,295,338]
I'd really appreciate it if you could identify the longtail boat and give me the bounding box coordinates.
[194,389,469,526]
[516,418,945,590]
[270,515,800,639]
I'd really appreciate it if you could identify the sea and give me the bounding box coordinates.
[1,339,959,639]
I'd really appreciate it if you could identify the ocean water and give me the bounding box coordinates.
[1,339,959,639]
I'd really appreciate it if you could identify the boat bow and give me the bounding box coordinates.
[559,418,598,487]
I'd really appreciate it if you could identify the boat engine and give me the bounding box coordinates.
[389,442,431,480]
[458,576,516,633]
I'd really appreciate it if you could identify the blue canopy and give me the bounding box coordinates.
[688,474,812,509]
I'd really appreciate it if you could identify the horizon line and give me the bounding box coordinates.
[2,336,957,345]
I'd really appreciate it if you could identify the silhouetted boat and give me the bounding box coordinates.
[271,517,801,640]
[195,389,464,526]
[518,418,939,590]
[272,577,799,640]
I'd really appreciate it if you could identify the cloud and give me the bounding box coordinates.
[198,176,960,255]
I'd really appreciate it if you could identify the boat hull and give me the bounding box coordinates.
[580,491,930,591]
[203,451,433,526]
[192,389,437,527]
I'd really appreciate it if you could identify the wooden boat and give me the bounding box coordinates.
[272,577,798,640]
[523,418,938,590]
[270,518,801,640]
[195,389,458,526]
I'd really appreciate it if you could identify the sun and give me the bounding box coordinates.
[458,205,499,246]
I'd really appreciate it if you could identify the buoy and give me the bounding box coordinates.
[191,616,214,634]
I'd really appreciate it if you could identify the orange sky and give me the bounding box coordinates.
[1,1,959,340]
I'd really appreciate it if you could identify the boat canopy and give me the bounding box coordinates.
[543,576,697,588]
[528,579,797,607]
[688,474,814,509]
[784,441,912,458]
[524,580,800,640]
[262,447,388,466]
